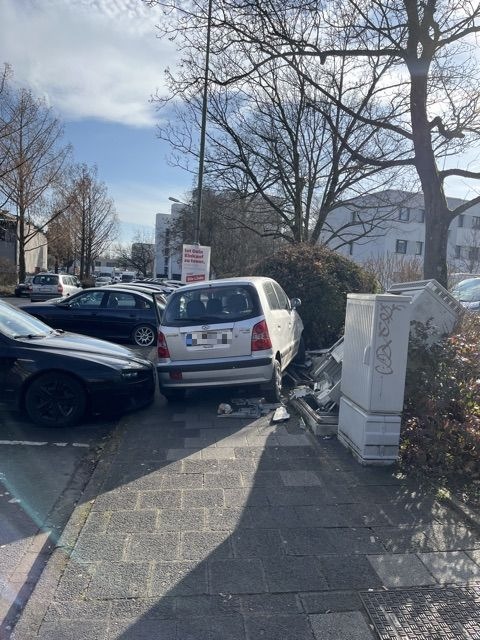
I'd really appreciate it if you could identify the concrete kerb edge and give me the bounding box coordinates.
[11,419,129,640]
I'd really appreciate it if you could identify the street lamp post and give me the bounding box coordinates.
[195,0,213,245]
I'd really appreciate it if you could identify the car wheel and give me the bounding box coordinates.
[294,336,306,365]
[132,324,156,347]
[25,373,86,427]
[264,358,282,403]
[161,388,186,402]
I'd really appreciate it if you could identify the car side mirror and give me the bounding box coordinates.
[290,297,301,309]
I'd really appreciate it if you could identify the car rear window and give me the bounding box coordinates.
[33,274,58,286]
[163,285,261,325]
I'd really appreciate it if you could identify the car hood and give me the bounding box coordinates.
[16,331,152,366]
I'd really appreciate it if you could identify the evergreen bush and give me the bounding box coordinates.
[247,243,377,348]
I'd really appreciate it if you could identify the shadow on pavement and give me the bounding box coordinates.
[14,387,480,639]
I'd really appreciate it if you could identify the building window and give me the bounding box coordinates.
[473,217,480,229]
[348,241,353,255]
[454,245,461,258]
[458,215,464,228]
[399,207,410,221]
[418,209,425,223]
[395,239,407,254]
[415,241,423,256]
[469,246,479,261]
[351,211,359,223]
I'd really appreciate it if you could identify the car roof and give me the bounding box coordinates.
[99,285,167,301]
[82,286,154,297]
[171,276,275,293]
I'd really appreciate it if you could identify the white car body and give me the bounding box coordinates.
[30,273,83,302]
[156,276,304,401]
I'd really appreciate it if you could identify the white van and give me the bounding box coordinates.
[156,276,304,401]
[120,272,136,283]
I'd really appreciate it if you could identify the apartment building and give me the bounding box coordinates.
[154,203,184,280]
[322,189,480,273]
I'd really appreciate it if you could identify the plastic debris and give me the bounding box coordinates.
[272,406,290,422]
[217,403,233,415]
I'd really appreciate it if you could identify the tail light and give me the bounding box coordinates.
[251,320,272,351]
[157,331,170,358]
[57,285,63,294]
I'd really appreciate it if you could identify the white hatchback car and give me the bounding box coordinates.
[156,276,304,401]
[29,273,83,302]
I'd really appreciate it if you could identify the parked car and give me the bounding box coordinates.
[95,276,113,287]
[29,273,83,302]
[22,286,165,347]
[0,300,155,427]
[111,281,174,295]
[14,275,34,297]
[157,276,304,402]
[451,277,480,310]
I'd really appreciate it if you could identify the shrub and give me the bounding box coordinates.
[401,315,480,486]
[247,243,378,348]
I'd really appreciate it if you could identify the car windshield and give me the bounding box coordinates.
[0,301,55,339]
[452,279,480,302]
[163,284,260,325]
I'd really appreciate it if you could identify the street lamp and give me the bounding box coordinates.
[195,0,213,245]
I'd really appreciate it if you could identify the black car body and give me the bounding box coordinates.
[21,286,165,347]
[14,276,34,297]
[0,300,155,427]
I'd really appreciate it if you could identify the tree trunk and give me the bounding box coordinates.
[409,57,451,288]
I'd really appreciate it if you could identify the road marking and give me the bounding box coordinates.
[0,440,90,447]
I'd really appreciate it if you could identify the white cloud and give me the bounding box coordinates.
[1,0,176,127]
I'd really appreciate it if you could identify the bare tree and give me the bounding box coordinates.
[148,0,480,287]
[0,86,72,281]
[363,253,423,291]
[114,229,155,277]
[57,164,118,278]
[167,189,281,276]
[153,16,411,245]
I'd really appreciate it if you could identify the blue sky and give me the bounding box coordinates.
[1,0,193,244]
[2,0,480,247]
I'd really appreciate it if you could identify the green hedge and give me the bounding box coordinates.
[247,243,378,349]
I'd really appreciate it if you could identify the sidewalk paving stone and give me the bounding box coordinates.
[309,611,376,640]
[417,550,480,583]
[10,394,480,640]
[367,553,437,587]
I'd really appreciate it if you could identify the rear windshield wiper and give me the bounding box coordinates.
[13,333,47,339]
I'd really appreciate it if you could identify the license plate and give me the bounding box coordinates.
[186,331,232,346]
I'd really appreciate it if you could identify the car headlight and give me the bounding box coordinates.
[121,360,150,378]
[122,370,140,379]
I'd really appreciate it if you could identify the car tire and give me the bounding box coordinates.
[294,336,306,365]
[264,358,282,403]
[25,373,86,427]
[161,388,186,402]
[132,324,156,347]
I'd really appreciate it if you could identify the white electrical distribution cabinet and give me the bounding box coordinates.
[388,279,462,337]
[340,294,412,414]
[338,396,402,463]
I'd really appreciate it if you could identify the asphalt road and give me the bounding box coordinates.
[0,295,153,635]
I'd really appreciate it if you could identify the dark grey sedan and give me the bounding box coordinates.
[21,287,165,347]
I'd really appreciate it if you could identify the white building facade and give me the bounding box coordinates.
[154,203,184,280]
[322,189,480,274]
